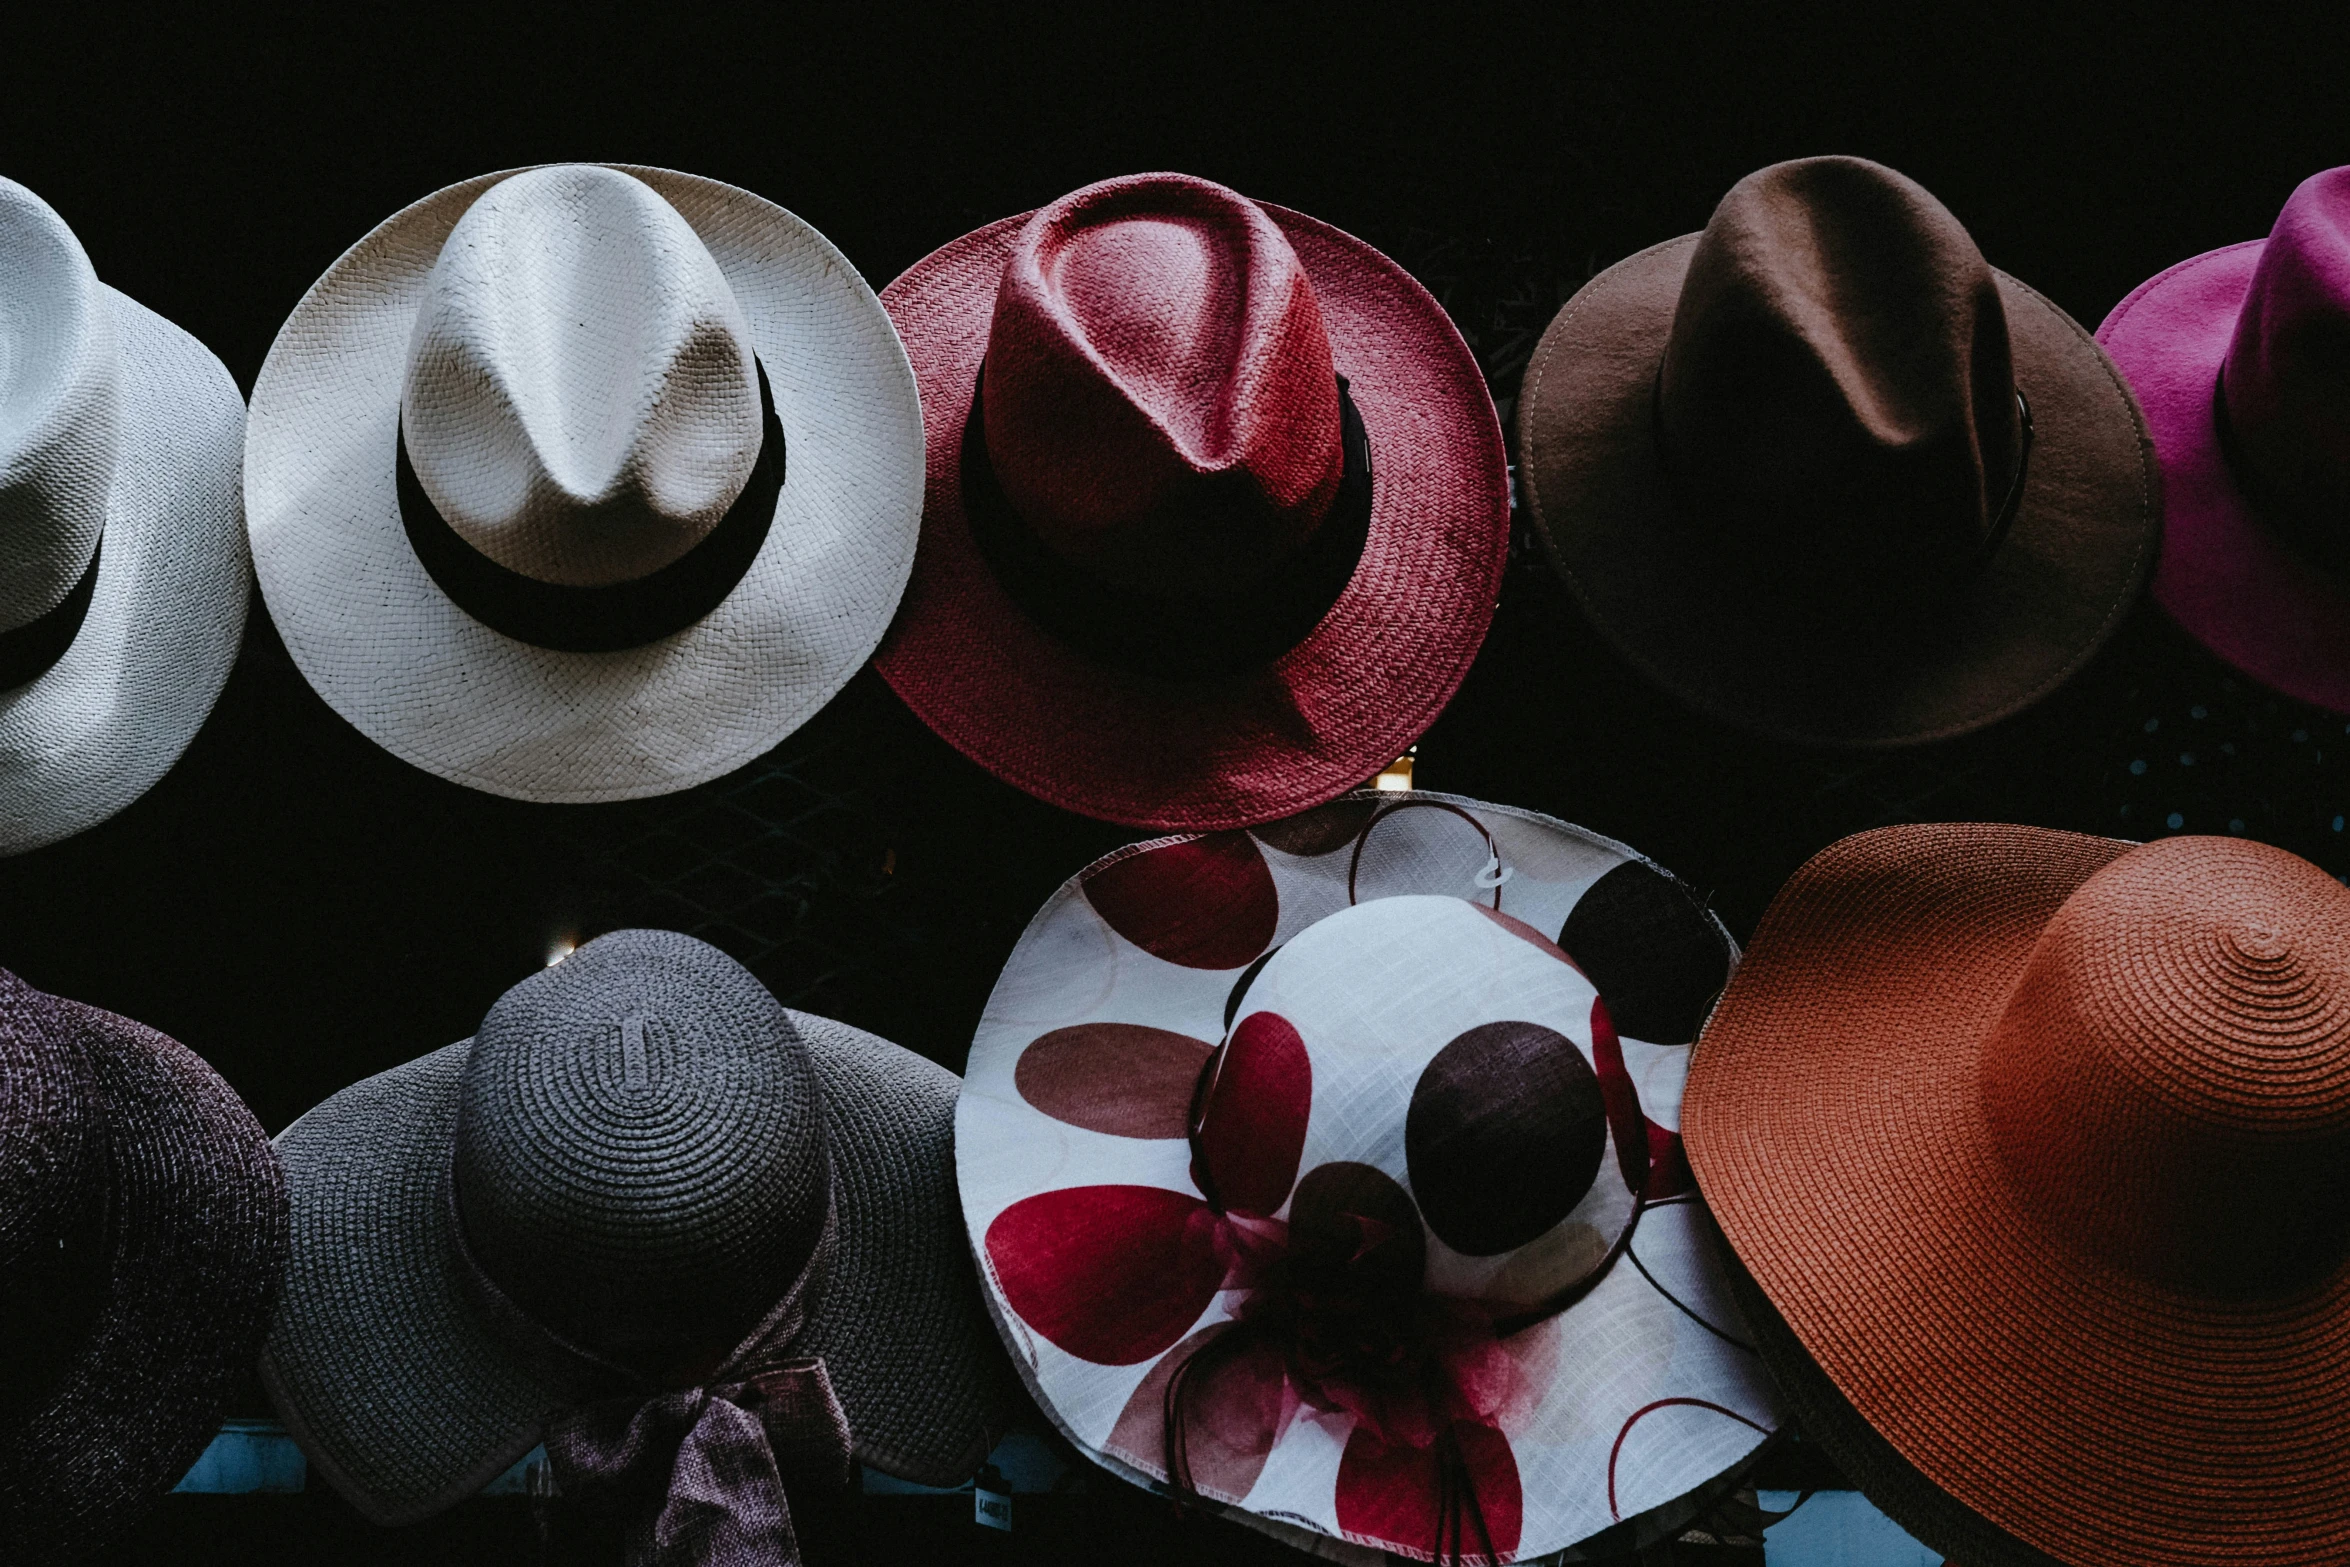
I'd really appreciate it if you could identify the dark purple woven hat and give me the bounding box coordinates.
[0,966,288,1564]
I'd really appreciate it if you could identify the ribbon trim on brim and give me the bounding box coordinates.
[446,1166,847,1567]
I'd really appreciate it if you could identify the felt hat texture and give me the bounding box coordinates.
[0,176,249,854]
[244,163,922,803]
[0,967,287,1564]
[2099,165,2350,711]
[959,792,1783,1563]
[874,174,1510,830]
[1686,824,2350,1567]
[261,929,1019,1525]
[1518,156,2157,747]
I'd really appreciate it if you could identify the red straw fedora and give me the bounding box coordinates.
[1685,824,2350,1567]
[2099,167,2350,712]
[873,174,1509,829]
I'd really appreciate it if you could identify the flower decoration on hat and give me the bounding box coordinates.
[963,800,1779,1565]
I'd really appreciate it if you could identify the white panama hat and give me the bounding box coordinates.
[0,177,248,855]
[244,163,923,803]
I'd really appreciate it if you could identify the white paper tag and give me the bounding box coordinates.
[974,1487,1012,1532]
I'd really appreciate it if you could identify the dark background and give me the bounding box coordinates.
[2,3,2346,1560]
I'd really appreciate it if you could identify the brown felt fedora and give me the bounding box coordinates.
[1684,825,2350,1567]
[1519,157,2159,747]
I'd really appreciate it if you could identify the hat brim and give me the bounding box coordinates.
[1682,823,2350,1567]
[871,206,1509,831]
[3,996,285,1563]
[243,165,922,804]
[2097,240,2350,711]
[958,791,1782,1561]
[1519,236,2159,747]
[261,1012,1011,1525]
[0,290,247,854]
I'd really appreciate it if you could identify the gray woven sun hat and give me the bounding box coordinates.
[1,966,288,1565]
[243,163,923,803]
[0,175,249,854]
[260,929,1020,1540]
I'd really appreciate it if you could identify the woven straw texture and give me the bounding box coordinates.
[1722,1257,2068,1567]
[0,180,248,854]
[960,791,1782,1562]
[0,971,286,1564]
[1685,823,2350,1567]
[873,194,1509,831]
[1517,165,2157,749]
[262,932,1013,1526]
[2098,170,2350,715]
[243,164,921,803]
[2098,241,2341,707]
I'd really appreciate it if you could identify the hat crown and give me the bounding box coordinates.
[980,173,1346,599]
[0,972,111,1420]
[452,930,826,1362]
[2220,166,2350,529]
[1219,896,1636,1307]
[1656,157,2022,617]
[0,178,119,634]
[1982,836,2350,1294]
[401,165,762,590]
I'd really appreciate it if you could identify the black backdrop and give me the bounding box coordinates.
[3,4,2348,1559]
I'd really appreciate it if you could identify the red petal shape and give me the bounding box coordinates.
[1083,834,1279,970]
[1194,1011,1313,1217]
[985,1185,1223,1365]
[1016,1023,1215,1139]
[1590,997,1651,1199]
[1644,1124,1693,1200]
[1105,1324,1290,1502]
[1335,1420,1523,1562]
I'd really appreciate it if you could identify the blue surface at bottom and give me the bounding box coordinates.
[1761,1491,1941,1566]
[173,1422,307,1494]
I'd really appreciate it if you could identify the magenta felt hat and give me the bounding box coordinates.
[2099,166,2350,710]
[872,174,1510,831]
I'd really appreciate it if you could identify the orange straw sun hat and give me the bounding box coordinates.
[1684,825,2350,1567]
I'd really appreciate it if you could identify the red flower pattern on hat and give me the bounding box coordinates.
[961,796,1781,1563]
[986,1006,1532,1558]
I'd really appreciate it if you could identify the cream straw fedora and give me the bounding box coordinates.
[244,163,923,802]
[0,176,247,853]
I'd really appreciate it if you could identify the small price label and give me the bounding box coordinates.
[974,1487,1012,1532]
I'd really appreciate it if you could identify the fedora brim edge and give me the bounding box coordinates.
[0,288,249,855]
[1518,237,2161,748]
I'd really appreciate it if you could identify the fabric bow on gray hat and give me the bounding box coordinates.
[262,929,1018,1565]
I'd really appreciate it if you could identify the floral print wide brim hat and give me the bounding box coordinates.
[956,792,1784,1563]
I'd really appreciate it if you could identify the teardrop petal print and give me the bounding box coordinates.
[1016,1023,1216,1139]
[1644,1124,1693,1199]
[1083,833,1279,970]
[985,1185,1224,1365]
[1334,1420,1523,1562]
[1558,861,1730,1045]
[1590,996,1652,1199]
[1194,1010,1313,1217]
[1406,1020,1606,1257]
[1105,1324,1290,1502]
